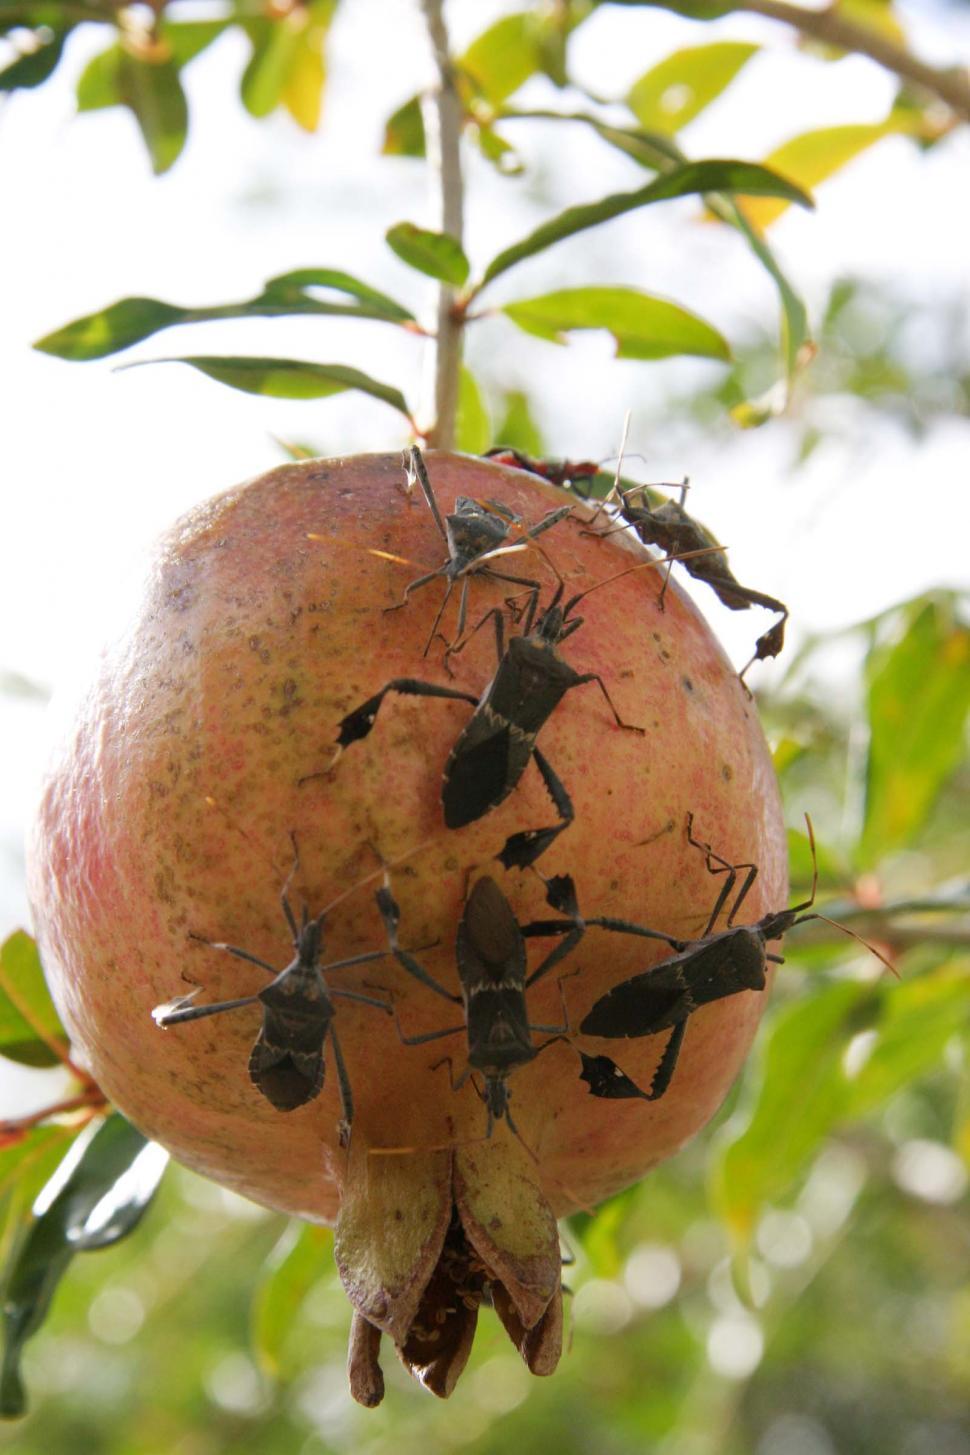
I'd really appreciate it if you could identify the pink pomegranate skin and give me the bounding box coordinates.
[27,452,786,1222]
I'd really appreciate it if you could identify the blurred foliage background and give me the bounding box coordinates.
[2,1,969,1452]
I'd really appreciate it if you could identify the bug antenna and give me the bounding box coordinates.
[563,543,729,613]
[604,410,631,509]
[802,911,900,978]
[203,795,287,884]
[316,836,437,922]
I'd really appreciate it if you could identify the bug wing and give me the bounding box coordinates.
[443,720,526,827]
[579,962,690,1038]
[249,1032,325,1111]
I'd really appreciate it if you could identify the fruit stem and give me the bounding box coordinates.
[419,0,464,451]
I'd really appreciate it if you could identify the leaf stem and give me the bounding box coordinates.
[419,0,464,449]
[738,0,970,122]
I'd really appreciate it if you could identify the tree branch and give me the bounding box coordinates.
[739,0,970,122]
[419,0,465,450]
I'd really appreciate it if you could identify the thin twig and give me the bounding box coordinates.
[419,0,465,449]
[740,0,970,122]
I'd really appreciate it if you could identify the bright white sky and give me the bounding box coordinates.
[1,0,969,959]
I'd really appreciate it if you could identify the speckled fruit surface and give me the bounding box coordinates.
[27,451,786,1223]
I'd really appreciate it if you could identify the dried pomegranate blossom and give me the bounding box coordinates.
[337,1139,563,1404]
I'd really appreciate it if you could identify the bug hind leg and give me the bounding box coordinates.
[496,747,574,871]
[685,812,758,933]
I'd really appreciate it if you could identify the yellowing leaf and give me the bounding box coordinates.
[627,41,758,134]
[741,114,920,230]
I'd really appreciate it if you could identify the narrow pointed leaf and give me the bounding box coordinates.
[846,967,970,1119]
[503,285,729,362]
[123,356,412,417]
[386,224,470,287]
[251,1222,333,1378]
[461,13,541,105]
[860,601,970,867]
[35,269,414,361]
[0,26,71,91]
[741,116,921,231]
[383,95,425,156]
[0,933,67,1069]
[627,42,758,134]
[711,982,875,1244]
[76,45,187,174]
[0,1116,167,1417]
[480,159,814,287]
[240,0,333,129]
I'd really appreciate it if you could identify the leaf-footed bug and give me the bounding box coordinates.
[152,837,422,1139]
[332,545,724,871]
[588,477,789,680]
[483,448,602,488]
[369,446,572,657]
[578,814,897,1102]
[373,872,685,1136]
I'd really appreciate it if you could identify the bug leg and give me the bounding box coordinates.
[529,969,580,1035]
[572,672,644,734]
[330,983,395,1013]
[383,568,443,616]
[585,915,685,951]
[329,1026,354,1147]
[647,1019,687,1100]
[418,580,456,659]
[375,886,462,1004]
[153,992,261,1027]
[405,445,449,542]
[429,1055,471,1092]
[334,678,478,751]
[188,933,279,976]
[496,747,574,871]
[391,1013,465,1046]
[739,606,789,681]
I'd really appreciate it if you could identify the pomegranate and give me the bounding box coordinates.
[27,451,786,1402]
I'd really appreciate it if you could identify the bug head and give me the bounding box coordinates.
[296,909,325,965]
[480,1073,514,1135]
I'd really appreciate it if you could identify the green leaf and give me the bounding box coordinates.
[0,1115,167,1417]
[846,967,970,1119]
[76,45,188,175]
[0,26,71,92]
[34,269,414,361]
[711,981,875,1244]
[382,95,425,157]
[124,356,412,418]
[251,1222,333,1378]
[503,286,730,363]
[714,197,811,383]
[385,223,470,287]
[494,390,544,456]
[741,116,918,230]
[455,367,491,454]
[241,2,333,126]
[627,42,758,134]
[0,933,67,1069]
[461,13,541,106]
[860,601,970,867]
[162,19,231,68]
[479,159,814,288]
